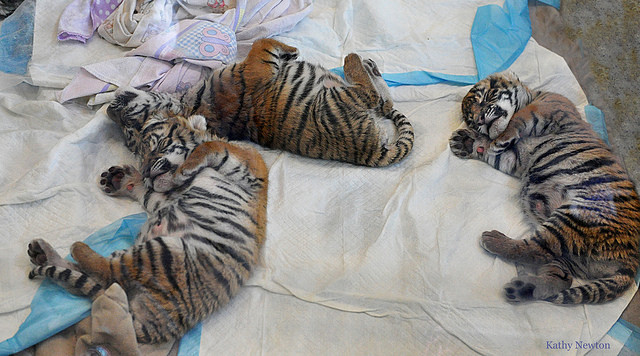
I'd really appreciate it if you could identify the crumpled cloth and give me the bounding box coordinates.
[57,0,124,43]
[57,0,313,103]
[96,0,173,47]
[15,284,177,356]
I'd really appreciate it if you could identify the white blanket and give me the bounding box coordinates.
[1,0,635,354]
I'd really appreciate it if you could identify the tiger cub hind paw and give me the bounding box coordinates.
[27,238,54,267]
[26,238,75,279]
[449,129,489,159]
[503,278,536,303]
[99,165,142,197]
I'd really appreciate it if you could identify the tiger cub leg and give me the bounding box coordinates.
[503,261,573,303]
[489,94,571,154]
[243,38,299,82]
[27,239,106,299]
[107,87,183,127]
[172,141,268,191]
[343,54,393,114]
[70,242,112,284]
[449,128,526,177]
[481,225,561,265]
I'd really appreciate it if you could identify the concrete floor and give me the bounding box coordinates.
[529,0,640,340]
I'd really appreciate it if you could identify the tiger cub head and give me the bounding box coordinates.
[461,72,533,139]
[116,110,212,191]
[139,115,213,192]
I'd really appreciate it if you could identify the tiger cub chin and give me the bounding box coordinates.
[27,113,268,343]
[449,72,640,304]
[106,38,414,167]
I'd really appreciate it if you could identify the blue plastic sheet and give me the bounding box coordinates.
[0,213,147,356]
[584,104,609,145]
[471,0,531,80]
[0,0,35,75]
[331,0,535,87]
[0,212,204,356]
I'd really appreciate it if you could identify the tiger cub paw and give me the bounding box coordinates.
[503,278,536,303]
[489,132,520,154]
[106,87,145,124]
[27,239,57,267]
[364,58,393,114]
[279,47,298,61]
[27,239,76,279]
[479,230,511,255]
[449,129,489,159]
[99,165,142,197]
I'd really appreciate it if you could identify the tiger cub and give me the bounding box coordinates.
[107,38,414,167]
[449,72,640,304]
[27,113,268,343]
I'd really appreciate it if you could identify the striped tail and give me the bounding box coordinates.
[544,273,636,304]
[369,109,414,167]
[29,265,105,300]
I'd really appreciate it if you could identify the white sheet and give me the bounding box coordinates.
[1,0,635,354]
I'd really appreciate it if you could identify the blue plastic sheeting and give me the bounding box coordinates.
[539,0,560,9]
[331,0,534,87]
[177,324,203,356]
[608,319,640,355]
[0,213,147,355]
[471,0,531,80]
[584,104,609,145]
[0,212,204,356]
[0,0,35,75]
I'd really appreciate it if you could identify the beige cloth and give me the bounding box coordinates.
[16,284,178,356]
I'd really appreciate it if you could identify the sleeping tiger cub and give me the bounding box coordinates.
[449,72,640,304]
[27,112,268,343]
[107,38,414,167]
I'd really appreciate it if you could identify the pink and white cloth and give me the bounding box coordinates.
[57,0,124,43]
[57,0,313,103]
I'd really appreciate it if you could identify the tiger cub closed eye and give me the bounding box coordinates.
[106,38,414,167]
[28,113,268,343]
[450,72,640,304]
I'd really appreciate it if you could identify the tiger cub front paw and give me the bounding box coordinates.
[99,165,142,197]
[489,132,520,155]
[449,129,489,159]
[479,230,511,255]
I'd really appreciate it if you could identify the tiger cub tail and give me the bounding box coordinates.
[367,109,414,167]
[545,271,637,305]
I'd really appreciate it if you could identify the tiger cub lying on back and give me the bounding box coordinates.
[449,72,640,304]
[107,38,414,167]
[28,113,268,343]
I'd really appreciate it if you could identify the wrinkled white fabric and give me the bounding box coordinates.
[2,0,635,355]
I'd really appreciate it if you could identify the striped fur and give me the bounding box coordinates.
[28,114,268,343]
[0,0,22,18]
[449,72,640,304]
[107,38,414,167]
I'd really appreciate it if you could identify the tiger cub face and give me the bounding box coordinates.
[461,72,532,139]
[112,110,211,192]
[139,115,212,192]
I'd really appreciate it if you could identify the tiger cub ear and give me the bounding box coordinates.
[188,115,208,132]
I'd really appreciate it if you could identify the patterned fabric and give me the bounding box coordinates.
[128,19,237,65]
